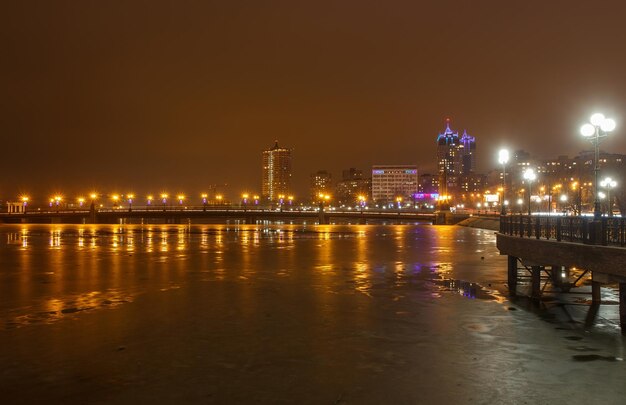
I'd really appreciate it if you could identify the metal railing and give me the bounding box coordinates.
[499,214,626,247]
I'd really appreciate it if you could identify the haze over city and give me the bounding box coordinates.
[2,1,626,198]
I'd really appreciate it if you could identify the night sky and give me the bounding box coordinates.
[2,1,626,200]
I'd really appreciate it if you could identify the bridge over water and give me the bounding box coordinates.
[497,215,626,333]
[0,207,469,225]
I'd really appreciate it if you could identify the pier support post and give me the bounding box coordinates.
[584,277,604,327]
[620,283,626,335]
[507,256,518,297]
[551,265,563,288]
[531,266,541,302]
[591,281,601,305]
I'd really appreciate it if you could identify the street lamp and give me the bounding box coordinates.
[147,195,153,210]
[77,197,85,208]
[517,198,523,214]
[177,195,185,210]
[201,194,208,211]
[600,177,617,217]
[90,193,97,212]
[581,112,617,219]
[127,194,134,212]
[357,195,366,213]
[278,194,285,212]
[559,194,567,213]
[21,196,29,212]
[161,193,168,211]
[523,168,537,215]
[498,149,510,215]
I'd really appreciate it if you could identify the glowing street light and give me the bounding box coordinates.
[215,194,223,206]
[177,195,185,209]
[127,194,134,212]
[559,194,567,213]
[498,149,510,215]
[600,177,617,217]
[88,193,97,211]
[288,195,294,206]
[242,193,249,211]
[201,193,208,211]
[147,195,154,207]
[77,197,85,208]
[112,194,120,209]
[161,193,168,211]
[357,195,366,213]
[253,195,260,205]
[523,168,537,215]
[278,194,285,212]
[20,196,29,212]
[581,112,617,219]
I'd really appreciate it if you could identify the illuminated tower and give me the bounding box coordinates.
[460,129,476,174]
[437,119,460,177]
[262,141,292,201]
[436,119,476,198]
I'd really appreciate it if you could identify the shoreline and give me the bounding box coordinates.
[456,215,500,231]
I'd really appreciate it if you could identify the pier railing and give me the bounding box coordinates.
[499,215,626,247]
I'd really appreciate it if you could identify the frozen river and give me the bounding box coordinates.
[1,223,625,404]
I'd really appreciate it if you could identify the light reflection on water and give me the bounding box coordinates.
[0,224,507,330]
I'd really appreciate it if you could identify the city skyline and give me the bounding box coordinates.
[2,2,626,199]
[6,145,626,209]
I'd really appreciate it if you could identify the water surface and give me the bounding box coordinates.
[0,224,625,404]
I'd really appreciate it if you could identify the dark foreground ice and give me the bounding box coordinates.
[0,223,625,404]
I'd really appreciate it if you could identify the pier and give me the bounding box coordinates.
[497,214,626,333]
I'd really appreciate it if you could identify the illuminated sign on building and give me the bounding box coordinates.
[413,193,439,200]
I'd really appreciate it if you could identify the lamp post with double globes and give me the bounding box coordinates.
[523,168,537,216]
[581,113,617,219]
[600,177,617,217]
[498,149,510,215]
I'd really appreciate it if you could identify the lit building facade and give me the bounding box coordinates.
[436,119,476,197]
[371,165,418,203]
[262,141,292,201]
[310,170,332,202]
[335,167,371,205]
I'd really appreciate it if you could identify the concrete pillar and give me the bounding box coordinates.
[89,202,97,224]
[507,256,518,297]
[531,266,541,301]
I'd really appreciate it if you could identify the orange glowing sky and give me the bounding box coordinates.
[2,1,626,199]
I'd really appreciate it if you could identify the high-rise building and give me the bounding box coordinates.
[460,130,476,175]
[335,167,370,205]
[262,141,292,201]
[371,165,418,203]
[310,170,332,202]
[418,173,439,194]
[436,119,476,197]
